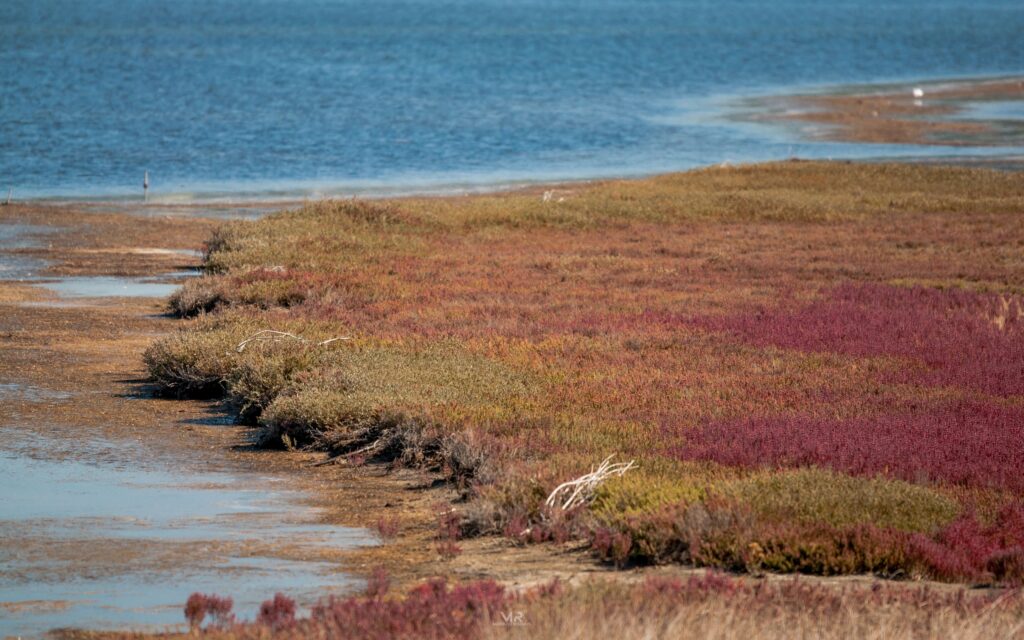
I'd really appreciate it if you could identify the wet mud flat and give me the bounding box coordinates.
[0,206,374,637]
[744,76,1024,150]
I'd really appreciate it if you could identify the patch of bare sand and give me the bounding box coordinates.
[754,77,1024,146]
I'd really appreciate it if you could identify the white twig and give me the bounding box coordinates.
[346,439,381,458]
[544,454,636,511]
[235,329,351,352]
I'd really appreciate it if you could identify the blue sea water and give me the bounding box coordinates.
[1,0,1022,200]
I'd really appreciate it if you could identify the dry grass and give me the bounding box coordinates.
[484,579,1024,640]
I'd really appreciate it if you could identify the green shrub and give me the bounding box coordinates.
[694,521,913,576]
[719,468,960,534]
[143,320,250,396]
[168,276,228,317]
[591,499,755,566]
[202,201,427,276]
[258,388,376,448]
[234,276,310,309]
[202,222,250,274]
[144,314,346,400]
[332,342,538,410]
[227,343,330,423]
[251,341,538,478]
[591,474,708,521]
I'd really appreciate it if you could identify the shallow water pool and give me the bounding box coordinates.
[32,276,183,299]
[0,437,374,637]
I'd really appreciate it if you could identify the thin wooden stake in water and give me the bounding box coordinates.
[143,171,149,203]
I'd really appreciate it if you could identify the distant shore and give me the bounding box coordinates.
[746,76,1024,147]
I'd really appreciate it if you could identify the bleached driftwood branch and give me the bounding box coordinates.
[545,454,636,510]
[235,329,351,353]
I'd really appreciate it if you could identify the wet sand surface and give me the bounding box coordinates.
[747,77,1024,150]
[0,203,605,638]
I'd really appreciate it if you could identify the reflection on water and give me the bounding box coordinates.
[0,224,58,250]
[0,224,57,278]
[0,443,373,636]
[3,557,355,635]
[0,383,72,403]
[3,270,200,304]
[29,270,201,299]
[951,99,1024,122]
[33,276,183,299]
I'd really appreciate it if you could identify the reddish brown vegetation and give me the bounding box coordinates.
[149,163,1024,591]
[309,579,506,640]
[175,572,1024,639]
[255,593,296,629]
[674,399,1024,492]
[690,283,1024,397]
[185,593,235,629]
[374,515,401,540]
[436,507,464,560]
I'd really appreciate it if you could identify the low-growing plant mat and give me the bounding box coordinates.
[4,166,1024,636]
[145,160,1024,589]
[51,572,1024,640]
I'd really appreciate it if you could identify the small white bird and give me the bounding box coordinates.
[912,87,925,98]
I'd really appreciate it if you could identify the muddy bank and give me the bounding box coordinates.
[0,206,375,636]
